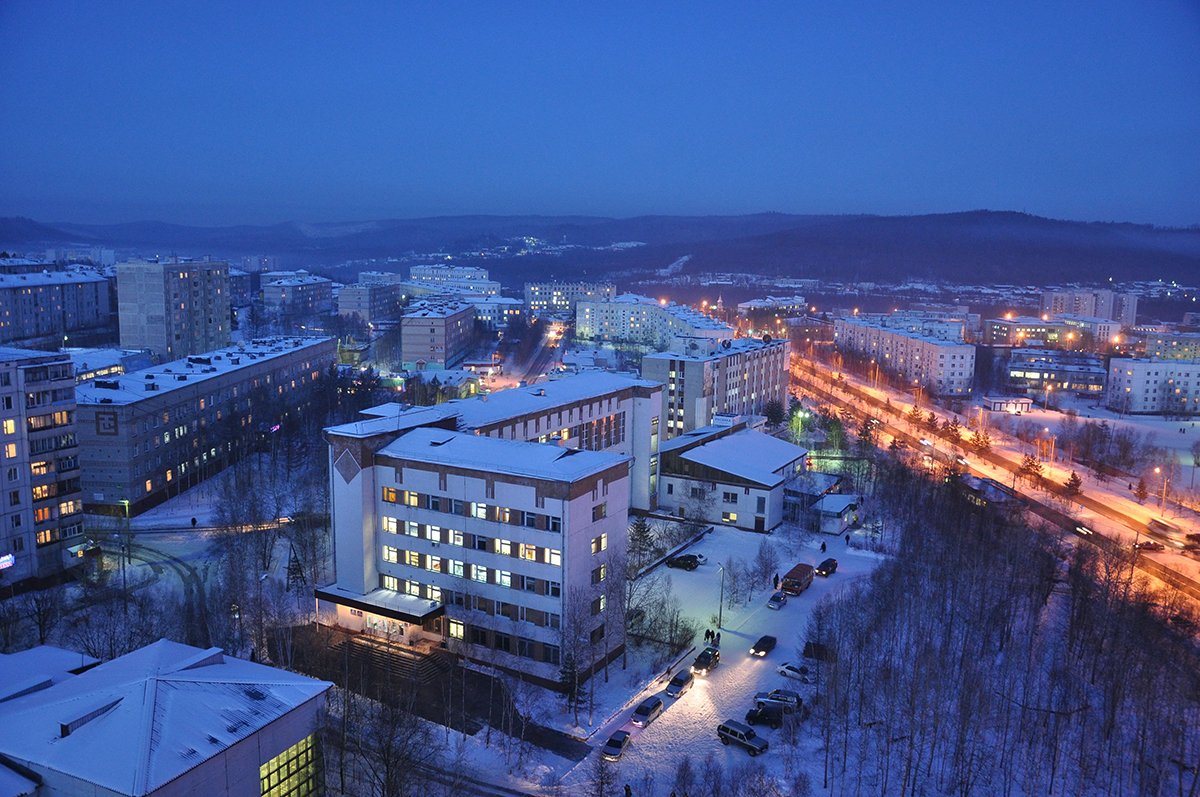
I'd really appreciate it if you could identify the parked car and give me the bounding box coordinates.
[666,554,700,570]
[750,635,777,657]
[691,646,721,676]
[1134,540,1165,552]
[754,689,801,710]
[717,720,769,756]
[744,702,786,729]
[665,670,694,699]
[781,563,815,595]
[815,558,838,577]
[600,730,631,761]
[631,696,664,727]
[767,591,788,610]
[777,661,814,683]
[694,553,709,565]
[1074,524,1094,537]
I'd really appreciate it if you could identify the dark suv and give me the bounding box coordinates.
[666,554,700,570]
[690,646,721,676]
[745,702,786,729]
[815,558,838,577]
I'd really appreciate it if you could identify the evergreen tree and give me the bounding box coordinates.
[1135,478,1149,503]
[907,403,923,424]
[1019,454,1043,486]
[628,516,654,570]
[764,398,786,427]
[945,418,962,444]
[1063,470,1083,498]
[972,428,992,453]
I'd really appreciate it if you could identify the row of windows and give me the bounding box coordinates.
[381,490,563,531]
[446,619,563,664]
[381,521,563,565]
[380,568,563,603]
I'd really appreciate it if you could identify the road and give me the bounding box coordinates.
[790,360,1200,602]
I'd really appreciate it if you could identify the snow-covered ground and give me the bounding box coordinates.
[545,527,884,794]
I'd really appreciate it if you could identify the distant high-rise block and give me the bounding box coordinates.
[117,260,231,360]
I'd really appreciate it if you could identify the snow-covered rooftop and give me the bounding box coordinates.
[76,336,334,405]
[0,762,35,797]
[0,346,64,364]
[0,270,107,288]
[665,426,807,487]
[0,640,330,797]
[379,427,630,482]
[0,645,99,703]
[643,336,785,363]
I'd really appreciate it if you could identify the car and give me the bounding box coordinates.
[955,456,968,467]
[631,696,664,727]
[717,720,769,756]
[767,591,788,610]
[691,646,721,676]
[1134,540,1165,552]
[815,558,838,577]
[919,438,932,447]
[777,661,814,683]
[665,670,694,698]
[750,635,777,657]
[694,553,709,565]
[600,730,631,761]
[666,554,699,570]
[744,703,786,729]
[754,689,802,710]
[1074,525,1094,537]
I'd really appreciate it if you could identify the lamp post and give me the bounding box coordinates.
[716,563,725,630]
[1043,383,1053,410]
[118,499,131,621]
[1154,466,1171,515]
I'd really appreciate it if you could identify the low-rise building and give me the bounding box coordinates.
[525,281,616,316]
[337,281,405,325]
[409,264,491,283]
[470,296,525,330]
[982,316,1069,348]
[400,300,476,370]
[0,640,330,797]
[0,348,85,589]
[0,268,111,347]
[1056,314,1123,350]
[1106,358,1200,416]
[318,425,629,685]
[834,317,975,396]
[76,336,337,514]
[641,336,789,437]
[1006,348,1107,396]
[262,275,334,317]
[575,294,733,350]
[656,422,807,532]
[64,347,154,384]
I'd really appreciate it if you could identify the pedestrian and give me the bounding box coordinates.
[772,573,779,589]
[715,632,721,646]
[820,541,827,553]
[845,533,851,545]
[625,785,632,797]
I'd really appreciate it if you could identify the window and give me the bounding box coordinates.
[406,580,421,597]
[471,502,488,519]
[426,525,442,543]
[543,643,561,665]
[404,550,421,567]
[473,535,489,551]
[548,580,561,597]
[405,521,419,537]
[592,503,607,522]
[592,595,606,615]
[403,490,419,507]
[756,496,766,513]
[382,516,398,534]
[549,516,561,532]
[666,483,673,495]
[722,512,737,523]
[590,624,605,644]
[723,491,737,504]
[591,533,608,555]
[449,529,464,546]
[524,513,539,529]
[427,556,442,573]
[471,564,488,583]
[495,539,512,556]
[448,619,464,639]
[517,638,534,658]
[33,507,50,523]
[449,560,464,577]
[382,546,399,563]
[3,444,14,459]
[382,487,398,503]
[546,549,562,567]
[8,490,18,507]
[520,543,538,561]
[592,564,606,584]
[259,734,317,797]
[2,420,14,435]
[690,486,705,499]
[497,570,512,588]
[428,496,442,512]
[381,574,399,591]
[428,585,442,602]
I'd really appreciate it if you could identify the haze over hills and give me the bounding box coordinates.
[2,211,1197,285]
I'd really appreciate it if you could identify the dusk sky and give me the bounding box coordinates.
[1,2,1197,227]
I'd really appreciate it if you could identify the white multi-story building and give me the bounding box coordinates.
[117,260,231,361]
[575,294,733,350]
[1106,358,1200,416]
[1057,314,1123,349]
[0,267,111,348]
[834,317,975,396]
[641,337,789,437]
[470,296,525,330]
[318,424,630,685]
[262,275,334,317]
[0,348,85,589]
[410,264,491,283]
[1042,289,1138,327]
[525,281,616,315]
[365,270,501,297]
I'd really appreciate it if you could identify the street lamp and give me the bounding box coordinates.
[1043,383,1053,410]
[1154,466,1171,515]
[716,563,726,630]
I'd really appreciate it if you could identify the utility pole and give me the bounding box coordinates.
[717,564,725,629]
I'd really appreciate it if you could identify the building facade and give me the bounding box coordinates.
[641,337,789,438]
[399,300,475,370]
[0,348,84,588]
[1006,348,1106,396]
[262,275,334,317]
[575,294,733,350]
[337,281,405,325]
[834,317,975,396]
[117,260,231,360]
[982,317,1069,348]
[1106,358,1200,416]
[0,269,111,347]
[1042,289,1138,326]
[525,281,616,315]
[76,336,337,514]
[1142,332,1200,361]
[318,425,629,685]
[470,296,525,330]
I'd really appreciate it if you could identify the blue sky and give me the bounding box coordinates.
[1,2,1197,226]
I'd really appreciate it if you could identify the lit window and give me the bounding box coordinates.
[259,734,317,797]
[449,619,464,639]
[722,512,737,523]
[546,549,562,567]
[1,420,13,435]
[495,539,512,556]
[381,487,398,503]
[520,544,538,561]
[382,546,399,563]
[471,502,488,519]
[382,575,399,591]
[404,550,421,567]
[382,516,398,534]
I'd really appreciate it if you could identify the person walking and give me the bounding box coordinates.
[845,533,851,545]
[772,573,779,590]
[820,541,827,553]
[715,632,721,647]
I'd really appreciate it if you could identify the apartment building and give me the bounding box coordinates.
[76,336,337,514]
[318,425,628,685]
[262,275,334,317]
[575,294,733,350]
[228,268,254,307]
[65,347,154,384]
[1142,332,1200,361]
[1006,348,1106,396]
[0,267,111,347]
[525,281,616,315]
[1042,289,1138,326]
[117,260,231,360]
[399,300,475,370]
[0,348,84,588]
[641,336,789,437]
[1106,358,1200,416]
[1057,314,1123,350]
[470,296,525,330]
[834,317,975,396]
[337,281,405,325]
[982,317,1069,348]
[0,639,330,797]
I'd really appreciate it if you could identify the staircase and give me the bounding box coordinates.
[333,636,456,684]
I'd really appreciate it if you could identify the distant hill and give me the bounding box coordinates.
[2,211,1197,285]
